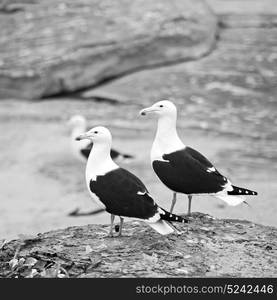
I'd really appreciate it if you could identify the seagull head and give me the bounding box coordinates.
[67,115,86,129]
[139,100,177,118]
[75,126,112,144]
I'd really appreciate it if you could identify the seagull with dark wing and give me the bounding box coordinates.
[76,126,189,237]
[140,100,258,215]
[68,115,134,163]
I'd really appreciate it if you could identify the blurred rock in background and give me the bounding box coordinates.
[0,0,216,99]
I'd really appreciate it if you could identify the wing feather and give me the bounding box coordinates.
[89,168,158,219]
[152,147,226,194]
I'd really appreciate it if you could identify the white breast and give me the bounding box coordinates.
[151,141,164,162]
[151,138,184,162]
[85,159,118,209]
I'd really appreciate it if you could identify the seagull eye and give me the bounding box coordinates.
[94,131,98,134]
[159,105,164,108]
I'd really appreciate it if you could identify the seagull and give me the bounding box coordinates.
[139,100,258,215]
[76,126,189,237]
[68,115,134,163]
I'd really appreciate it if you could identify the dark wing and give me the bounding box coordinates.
[185,147,214,169]
[152,147,226,194]
[89,168,158,219]
[185,147,224,176]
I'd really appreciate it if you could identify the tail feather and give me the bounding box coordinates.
[228,185,258,196]
[215,194,245,206]
[159,208,189,224]
[148,220,174,235]
[148,208,188,235]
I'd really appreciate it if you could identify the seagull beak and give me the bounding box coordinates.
[75,132,90,141]
[139,106,157,116]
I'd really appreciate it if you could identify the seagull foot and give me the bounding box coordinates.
[114,225,120,232]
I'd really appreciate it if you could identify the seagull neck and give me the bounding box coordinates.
[87,143,113,167]
[86,143,117,180]
[155,116,182,145]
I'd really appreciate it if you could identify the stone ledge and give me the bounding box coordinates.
[0,213,276,278]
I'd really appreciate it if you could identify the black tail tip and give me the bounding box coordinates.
[180,217,189,223]
[250,191,258,195]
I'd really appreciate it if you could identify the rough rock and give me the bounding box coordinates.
[0,0,217,99]
[0,213,276,278]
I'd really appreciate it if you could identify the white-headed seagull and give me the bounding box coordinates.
[68,115,134,163]
[76,126,189,237]
[140,100,258,215]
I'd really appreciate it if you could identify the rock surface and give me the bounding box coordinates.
[0,213,276,278]
[0,0,216,99]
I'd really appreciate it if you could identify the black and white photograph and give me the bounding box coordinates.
[0,0,276,295]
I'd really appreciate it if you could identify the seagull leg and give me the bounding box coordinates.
[187,195,192,215]
[109,214,115,237]
[170,192,177,213]
[118,217,124,236]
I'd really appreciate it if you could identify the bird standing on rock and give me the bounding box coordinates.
[140,100,258,215]
[68,115,134,163]
[76,126,189,237]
